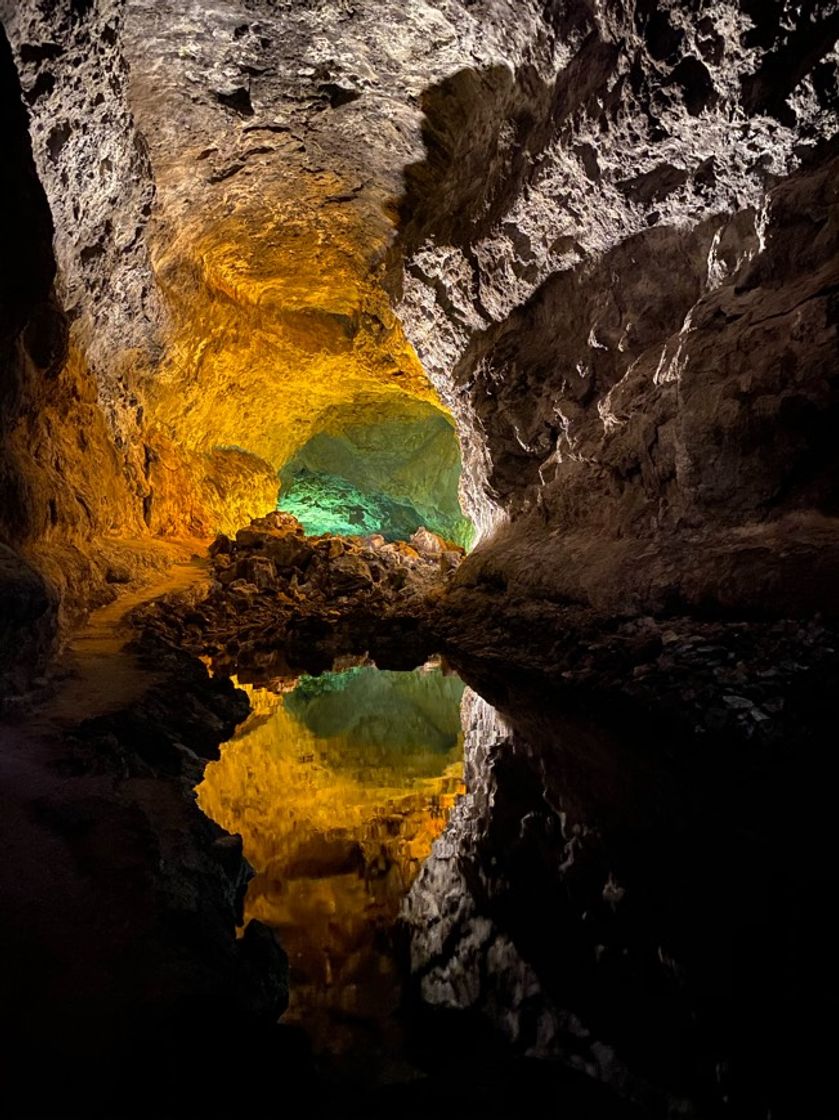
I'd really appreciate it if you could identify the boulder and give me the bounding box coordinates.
[235,527,270,550]
[252,511,304,535]
[265,535,313,573]
[410,527,446,555]
[238,556,276,590]
[329,554,373,594]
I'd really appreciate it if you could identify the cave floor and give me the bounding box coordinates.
[31,540,211,731]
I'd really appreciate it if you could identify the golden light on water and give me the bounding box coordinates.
[197,666,465,1066]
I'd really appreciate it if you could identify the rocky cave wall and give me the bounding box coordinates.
[394,1,839,617]
[1,0,174,690]
[0,0,161,542]
[0,13,156,689]
[1,0,838,676]
[3,0,506,564]
[278,397,472,544]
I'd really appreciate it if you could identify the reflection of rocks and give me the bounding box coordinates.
[434,600,839,751]
[135,512,464,680]
[403,669,839,1117]
[197,668,465,1077]
[404,691,598,1070]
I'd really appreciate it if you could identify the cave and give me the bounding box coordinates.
[0,2,837,1117]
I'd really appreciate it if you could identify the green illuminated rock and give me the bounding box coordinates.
[278,400,473,547]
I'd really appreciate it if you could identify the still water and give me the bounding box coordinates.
[196,653,821,1115]
[198,661,465,1080]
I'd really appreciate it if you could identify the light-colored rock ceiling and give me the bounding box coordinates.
[117,0,556,531]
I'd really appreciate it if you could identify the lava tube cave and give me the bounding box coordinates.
[1,2,838,1118]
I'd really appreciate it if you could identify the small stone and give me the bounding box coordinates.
[723,694,753,710]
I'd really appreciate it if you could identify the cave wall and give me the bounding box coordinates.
[1,0,159,539]
[394,1,839,617]
[4,0,495,548]
[278,397,472,544]
[0,14,164,692]
[1,0,273,546]
[0,20,63,686]
[5,0,571,549]
[2,0,837,660]
[0,1,173,688]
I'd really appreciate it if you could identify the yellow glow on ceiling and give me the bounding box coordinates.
[146,170,442,480]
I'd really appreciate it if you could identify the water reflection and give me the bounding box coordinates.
[198,662,465,1078]
[401,660,835,1119]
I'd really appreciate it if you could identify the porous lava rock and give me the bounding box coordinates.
[3,0,838,644]
[134,511,464,681]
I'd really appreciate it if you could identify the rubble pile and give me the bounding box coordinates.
[134,513,464,680]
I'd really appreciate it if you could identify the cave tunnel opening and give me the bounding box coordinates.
[140,158,476,549]
[275,394,473,547]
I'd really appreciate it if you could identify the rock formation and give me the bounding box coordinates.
[135,511,464,681]
[0,1,835,653]
[0,1,837,1116]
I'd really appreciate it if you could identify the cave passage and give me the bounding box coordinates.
[276,396,474,547]
[2,1,837,1114]
[197,661,465,1079]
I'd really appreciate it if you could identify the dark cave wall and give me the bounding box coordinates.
[0,20,64,541]
[0,21,63,685]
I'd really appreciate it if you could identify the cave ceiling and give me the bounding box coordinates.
[1,0,837,592]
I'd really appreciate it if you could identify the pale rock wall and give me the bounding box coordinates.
[394,1,839,616]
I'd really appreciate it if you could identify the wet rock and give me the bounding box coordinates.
[133,514,462,682]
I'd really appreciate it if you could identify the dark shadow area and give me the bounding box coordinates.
[0,22,64,693]
[400,652,839,1118]
[398,38,619,256]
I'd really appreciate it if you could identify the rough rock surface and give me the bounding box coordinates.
[0,4,838,1114]
[134,511,464,681]
[392,2,839,620]
[0,19,154,689]
[3,0,838,631]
